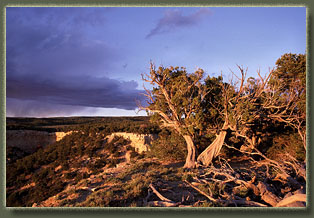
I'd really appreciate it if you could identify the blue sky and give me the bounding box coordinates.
[6,7,306,117]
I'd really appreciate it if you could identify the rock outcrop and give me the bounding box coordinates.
[6,130,72,153]
[106,132,158,153]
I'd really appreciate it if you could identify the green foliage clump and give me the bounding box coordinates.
[79,190,114,207]
[233,185,249,198]
[266,132,305,161]
[123,174,149,199]
[104,136,129,155]
[148,129,187,161]
[181,173,194,182]
[195,201,215,207]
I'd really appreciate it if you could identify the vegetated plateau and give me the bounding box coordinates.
[6,53,306,207]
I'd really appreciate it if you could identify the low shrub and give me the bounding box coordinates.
[148,129,187,161]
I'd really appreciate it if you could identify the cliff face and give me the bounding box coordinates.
[6,130,157,154]
[106,132,158,153]
[55,132,72,141]
[6,130,72,153]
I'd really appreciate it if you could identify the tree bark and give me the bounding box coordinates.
[197,120,229,166]
[183,135,197,168]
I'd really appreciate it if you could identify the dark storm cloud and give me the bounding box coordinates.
[7,74,145,110]
[6,8,118,78]
[146,8,211,39]
[6,7,144,113]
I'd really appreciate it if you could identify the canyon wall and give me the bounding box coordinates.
[106,132,158,153]
[6,130,72,153]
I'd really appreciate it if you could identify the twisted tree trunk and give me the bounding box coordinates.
[197,120,229,166]
[183,135,197,168]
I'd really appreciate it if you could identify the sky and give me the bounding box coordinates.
[6,7,306,117]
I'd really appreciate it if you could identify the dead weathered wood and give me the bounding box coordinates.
[203,165,261,197]
[180,190,195,203]
[143,189,151,206]
[185,179,267,207]
[147,201,180,207]
[274,173,301,189]
[284,153,306,180]
[232,196,268,207]
[224,142,302,190]
[184,180,218,203]
[275,194,306,207]
[178,204,193,207]
[149,183,173,203]
[257,181,280,206]
[197,121,229,166]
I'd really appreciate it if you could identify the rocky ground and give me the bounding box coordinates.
[32,151,306,207]
[7,131,306,208]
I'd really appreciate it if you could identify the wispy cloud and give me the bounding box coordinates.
[146,8,211,39]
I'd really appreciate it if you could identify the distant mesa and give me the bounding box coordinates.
[6,130,158,155]
[6,130,73,153]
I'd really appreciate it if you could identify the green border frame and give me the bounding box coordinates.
[0,0,312,217]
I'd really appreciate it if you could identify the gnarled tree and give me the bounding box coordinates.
[140,53,306,168]
[198,65,276,166]
[140,64,274,168]
[139,64,218,168]
[199,53,306,165]
[266,53,306,150]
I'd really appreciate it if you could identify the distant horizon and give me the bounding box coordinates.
[6,114,148,119]
[6,7,306,117]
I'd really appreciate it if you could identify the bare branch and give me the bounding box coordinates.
[149,183,174,203]
[184,180,218,203]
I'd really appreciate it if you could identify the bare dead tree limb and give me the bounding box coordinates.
[184,180,218,203]
[275,194,306,207]
[149,183,174,203]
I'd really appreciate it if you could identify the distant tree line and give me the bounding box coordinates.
[6,116,161,134]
